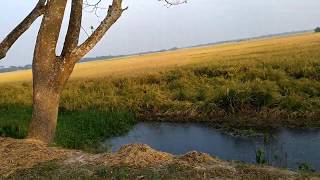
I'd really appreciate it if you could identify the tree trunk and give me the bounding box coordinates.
[27,86,61,143]
[27,54,75,144]
[27,55,75,144]
[24,0,124,144]
[26,0,68,144]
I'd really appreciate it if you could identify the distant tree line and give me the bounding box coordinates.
[0,65,32,73]
[315,27,320,33]
[0,47,180,73]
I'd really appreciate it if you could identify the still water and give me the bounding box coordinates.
[105,122,320,171]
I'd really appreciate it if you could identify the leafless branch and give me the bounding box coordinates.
[161,0,187,7]
[61,0,83,58]
[0,0,47,60]
[71,0,126,61]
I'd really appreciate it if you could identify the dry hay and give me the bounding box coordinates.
[0,137,70,177]
[178,151,237,177]
[0,138,311,179]
[178,151,217,164]
[104,144,174,167]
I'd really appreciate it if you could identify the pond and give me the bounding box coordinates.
[104,122,320,171]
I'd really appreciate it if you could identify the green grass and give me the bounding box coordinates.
[0,105,135,151]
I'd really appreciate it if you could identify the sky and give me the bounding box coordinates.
[0,0,320,67]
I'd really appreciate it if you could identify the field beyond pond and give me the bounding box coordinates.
[1,33,320,150]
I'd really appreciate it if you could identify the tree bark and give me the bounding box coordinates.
[27,56,75,143]
[28,86,61,143]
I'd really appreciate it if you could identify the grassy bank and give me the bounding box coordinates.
[1,33,320,148]
[0,105,135,151]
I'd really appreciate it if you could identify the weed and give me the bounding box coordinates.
[298,162,315,173]
[256,149,267,165]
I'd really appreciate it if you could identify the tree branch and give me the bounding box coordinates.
[61,0,83,58]
[71,0,126,61]
[163,0,187,6]
[0,0,46,60]
[33,0,68,69]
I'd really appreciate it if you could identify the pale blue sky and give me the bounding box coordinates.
[1,0,320,66]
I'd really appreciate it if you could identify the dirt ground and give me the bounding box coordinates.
[0,137,319,179]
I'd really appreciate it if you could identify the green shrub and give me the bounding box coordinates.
[215,89,240,113]
[247,91,273,109]
[280,96,303,111]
